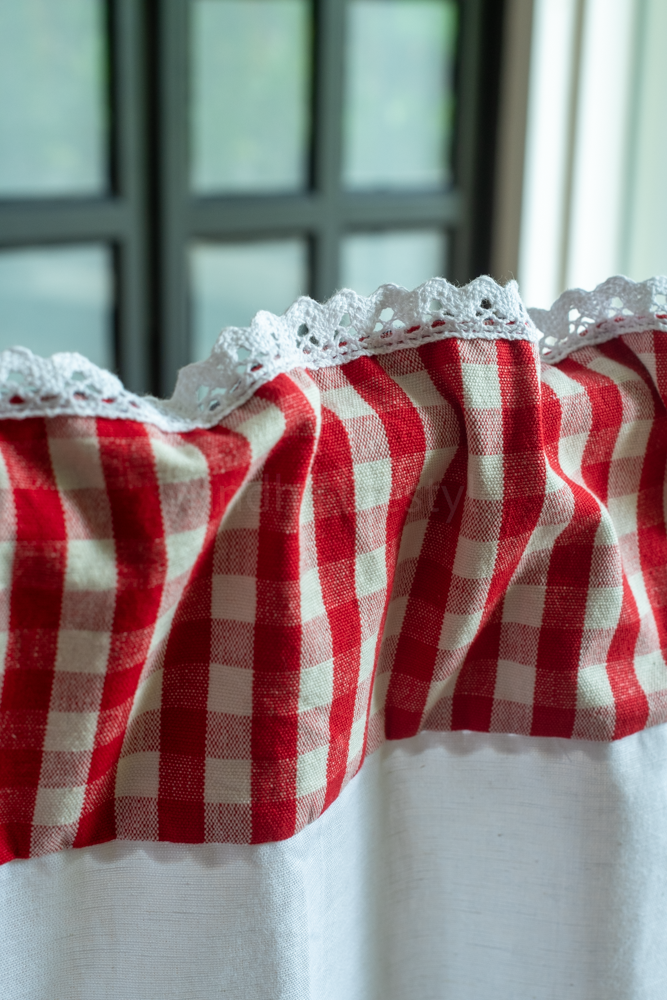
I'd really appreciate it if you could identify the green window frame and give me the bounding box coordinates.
[0,0,506,397]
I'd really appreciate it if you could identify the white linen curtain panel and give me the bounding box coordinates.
[1,274,667,999]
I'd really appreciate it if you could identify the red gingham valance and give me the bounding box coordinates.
[1,278,667,862]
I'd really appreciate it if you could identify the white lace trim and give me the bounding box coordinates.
[0,277,536,431]
[0,275,665,431]
[530,274,667,364]
[0,349,182,431]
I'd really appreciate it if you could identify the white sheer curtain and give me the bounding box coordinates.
[5,728,667,1000]
[519,0,667,308]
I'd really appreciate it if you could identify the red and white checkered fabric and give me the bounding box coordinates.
[2,327,667,862]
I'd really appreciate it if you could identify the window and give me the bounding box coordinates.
[0,0,505,396]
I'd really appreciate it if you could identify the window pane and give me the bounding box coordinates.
[190,240,308,361]
[343,0,457,191]
[191,0,310,194]
[341,229,445,295]
[0,245,113,369]
[0,0,108,197]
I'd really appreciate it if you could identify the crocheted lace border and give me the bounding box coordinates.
[529,274,667,364]
[0,274,664,431]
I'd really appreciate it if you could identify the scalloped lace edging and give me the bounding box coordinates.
[171,275,536,426]
[0,274,665,431]
[0,276,536,431]
[530,274,667,363]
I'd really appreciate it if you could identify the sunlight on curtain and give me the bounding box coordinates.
[519,0,667,309]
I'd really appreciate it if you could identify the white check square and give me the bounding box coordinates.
[116,751,161,799]
[212,574,256,622]
[208,662,253,716]
[65,539,116,591]
[33,786,86,827]
[44,711,98,753]
[204,758,251,804]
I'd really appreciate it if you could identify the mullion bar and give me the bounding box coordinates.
[439,0,478,284]
[341,190,461,229]
[189,190,461,237]
[466,0,506,279]
[190,196,320,235]
[0,200,130,245]
[155,0,190,396]
[311,0,346,301]
[449,0,506,283]
[112,0,151,393]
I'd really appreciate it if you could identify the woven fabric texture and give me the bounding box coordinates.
[1,324,667,861]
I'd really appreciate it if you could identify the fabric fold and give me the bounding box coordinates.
[0,276,667,860]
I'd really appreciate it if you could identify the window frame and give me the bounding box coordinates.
[0,0,151,393]
[0,0,506,397]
